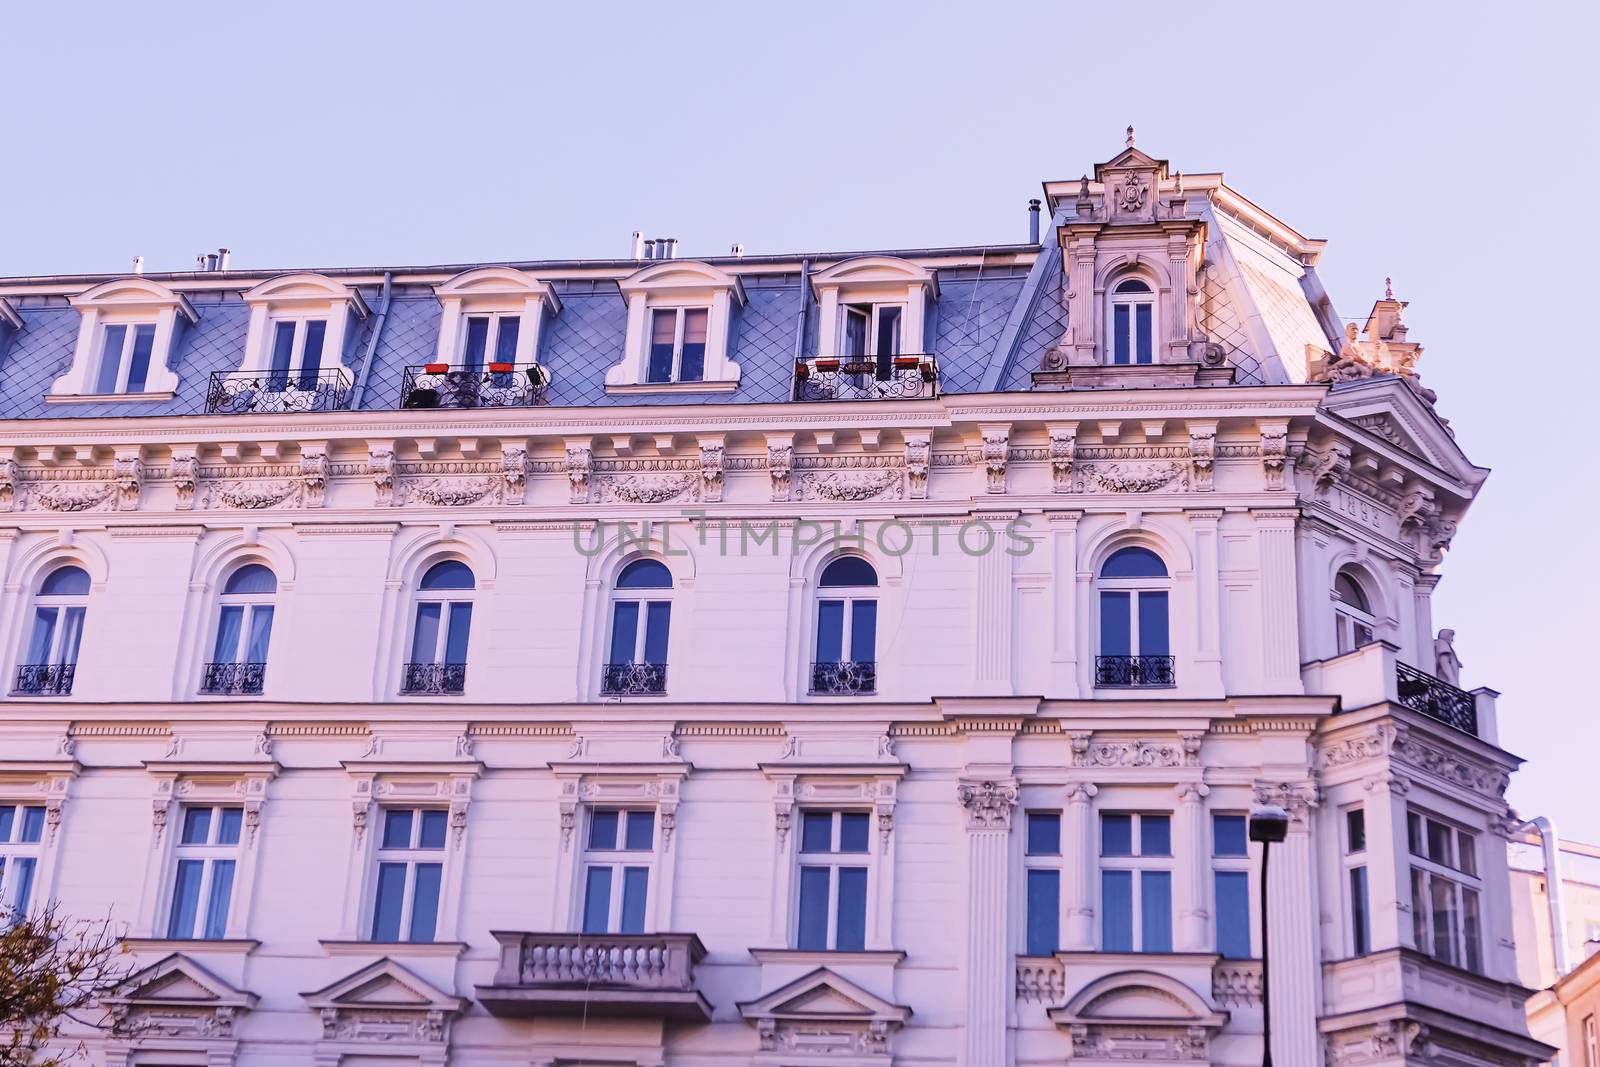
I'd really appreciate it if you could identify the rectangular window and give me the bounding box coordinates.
[1407,809,1483,971]
[264,318,330,391]
[410,602,471,666]
[1113,304,1130,364]
[1099,590,1168,659]
[166,805,243,940]
[0,804,46,917]
[645,307,709,384]
[581,809,655,934]
[1025,812,1062,956]
[370,808,447,943]
[611,600,670,666]
[94,323,158,394]
[796,810,870,951]
[1100,812,1172,952]
[1212,813,1250,958]
[1585,1014,1597,1067]
[1343,805,1370,956]
[459,313,521,371]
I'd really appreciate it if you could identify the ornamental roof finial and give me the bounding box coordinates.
[1384,276,1394,300]
[1126,125,1136,149]
[1079,174,1090,198]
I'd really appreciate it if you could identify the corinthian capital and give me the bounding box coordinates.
[957,779,1018,831]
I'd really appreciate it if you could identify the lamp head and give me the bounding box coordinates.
[1249,805,1290,844]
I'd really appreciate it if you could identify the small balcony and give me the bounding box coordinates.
[199,662,265,696]
[793,354,937,402]
[400,662,466,696]
[1395,661,1478,735]
[205,369,352,414]
[14,663,74,696]
[476,932,712,1022]
[1302,641,1497,742]
[399,362,550,409]
[1094,655,1176,689]
[601,662,667,696]
[810,660,876,695]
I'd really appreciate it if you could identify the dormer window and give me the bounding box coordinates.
[433,267,559,371]
[810,257,935,365]
[461,313,520,372]
[267,318,328,391]
[842,302,902,378]
[1109,278,1155,365]
[607,261,744,392]
[50,278,198,400]
[222,274,368,413]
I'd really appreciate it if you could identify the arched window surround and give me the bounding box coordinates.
[199,563,278,697]
[1104,270,1160,367]
[601,557,675,697]
[811,256,938,368]
[809,555,880,697]
[401,558,477,697]
[1332,564,1381,655]
[1092,544,1175,689]
[14,563,91,697]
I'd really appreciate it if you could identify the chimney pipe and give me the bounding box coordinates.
[132,256,144,275]
[644,239,656,260]
[731,243,745,258]
[630,231,644,259]
[1028,199,1042,244]
[666,238,678,260]
[205,253,220,271]
[196,254,208,271]
[218,248,231,271]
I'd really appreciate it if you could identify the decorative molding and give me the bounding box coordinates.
[798,469,903,502]
[595,472,699,505]
[565,442,592,504]
[982,425,1010,494]
[904,433,930,500]
[1049,425,1076,493]
[767,438,794,501]
[957,779,1017,830]
[699,439,725,503]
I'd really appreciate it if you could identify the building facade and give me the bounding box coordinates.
[0,136,1552,1066]
[1512,826,1600,1063]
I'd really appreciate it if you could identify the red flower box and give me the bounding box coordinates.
[893,356,920,368]
[488,362,514,373]
[814,359,840,371]
[423,363,450,374]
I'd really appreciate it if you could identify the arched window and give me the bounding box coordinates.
[403,560,474,695]
[17,565,89,696]
[1333,567,1377,654]
[603,559,672,695]
[202,564,277,696]
[1096,547,1173,688]
[812,557,878,695]
[1109,278,1155,366]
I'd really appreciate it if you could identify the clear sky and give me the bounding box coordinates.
[3,2,1595,836]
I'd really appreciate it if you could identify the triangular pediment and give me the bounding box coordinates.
[110,953,255,1010]
[1318,376,1487,493]
[1095,146,1166,177]
[739,967,909,1026]
[302,957,467,1013]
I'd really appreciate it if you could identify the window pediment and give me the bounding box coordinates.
[811,255,937,300]
[243,272,369,314]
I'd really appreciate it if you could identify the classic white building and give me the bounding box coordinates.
[0,134,1552,1066]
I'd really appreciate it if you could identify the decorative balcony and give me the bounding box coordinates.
[14,663,74,696]
[199,662,265,696]
[399,362,550,409]
[1094,655,1176,689]
[205,369,352,414]
[601,662,667,696]
[810,660,876,695]
[793,354,937,402]
[476,932,712,1022]
[400,662,466,696]
[1395,661,1478,735]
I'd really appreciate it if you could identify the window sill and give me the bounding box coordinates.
[319,939,468,958]
[121,937,260,955]
[605,379,739,395]
[748,948,906,967]
[45,390,177,404]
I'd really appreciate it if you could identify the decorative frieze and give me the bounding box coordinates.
[799,469,903,502]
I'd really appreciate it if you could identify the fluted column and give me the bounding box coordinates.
[1256,781,1321,1065]
[958,779,1017,1067]
[1174,782,1211,951]
[1063,781,1098,949]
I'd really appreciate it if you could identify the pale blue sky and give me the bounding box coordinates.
[2,2,1595,835]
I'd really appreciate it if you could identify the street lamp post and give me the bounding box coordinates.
[1249,804,1289,1067]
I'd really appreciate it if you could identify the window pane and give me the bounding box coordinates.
[420,560,475,591]
[1141,871,1173,952]
[582,866,613,934]
[126,325,155,393]
[643,603,671,665]
[620,867,649,933]
[408,863,441,942]
[268,321,296,382]
[7,857,35,914]
[1138,592,1169,656]
[96,324,127,393]
[410,603,442,664]
[18,807,44,844]
[419,810,447,850]
[1113,304,1130,364]
[0,807,12,841]
[244,606,274,664]
[217,808,243,846]
[1027,869,1060,955]
[1407,812,1423,856]
[839,812,870,854]
[1427,820,1452,866]
[167,860,205,938]
[382,809,413,849]
[181,807,212,845]
[463,316,489,371]
[1101,814,1133,857]
[797,866,830,950]
[843,307,868,359]
[40,566,91,596]
[1430,875,1458,966]
[647,310,676,383]
[1141,815,1172,857]
[836,867,868,950]
[1457,831,1477,876]
[203,860,235,939]
[819,557,878,588]
[1101,547,1168,579]
[443,603,472,665]
[679,309,707,382]
[1135,303,1152,363]
[494,316,521,362]
[298,320,326,388]
[800,812,833,854]
[1462,888,1482,972]
[875,306,902,362]
[589,810,621,851]
[371,863,407,941]
[816,600,844,662]
[1213,814,1247,857]
[616,559,673,589]
[850,600,877,662]
[1347,809,1367,854]
[1101,870,1133,951]
[1350,866,1370,955]
[624,811,654,851]
[25,607,57,665]
[1027,813,1062,856]
[58,606,86,667]
[1215,871,1250,959]
[1411,868,1427,950]
[610,602,639,663]
[212,605,244,663]
[1100,592,1131,657]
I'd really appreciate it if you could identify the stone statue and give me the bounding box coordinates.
[1434,629,1462,687]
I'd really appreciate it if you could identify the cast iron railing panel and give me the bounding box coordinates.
[810,660,877,695]
[1094,655,1176,689]
[205,370,352,414]
[15,663,74,696]
[401,662,467,695]
[601,662,667,696]
[199,662,266,696]
[399,363,550,409]
[1395,661,1478,735]
[794,354,938,401]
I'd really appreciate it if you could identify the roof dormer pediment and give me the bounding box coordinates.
[244,272,369,317]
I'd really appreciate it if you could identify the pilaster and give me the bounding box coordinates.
[958,778,1017,1067]
[1175,781,1211,951]
[1063,781,1098,950]
[1255,780,1321,1066]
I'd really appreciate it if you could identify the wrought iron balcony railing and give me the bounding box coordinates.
[810,660,877,695]
[1094,655,1176,689]
[1395,661,1478,735]
[205,369,352,414]
[400,662,467,695]
[794,354,938,402]
[14,663,75,696]
[399,362,550,409]
[200,662,266,696]
[601,662,667,696]
[478,931,711,1022]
